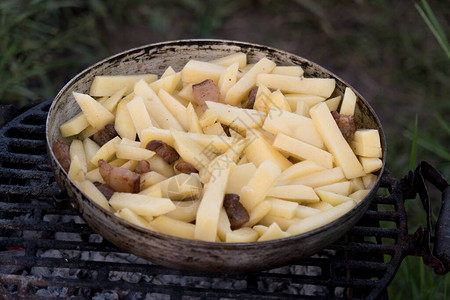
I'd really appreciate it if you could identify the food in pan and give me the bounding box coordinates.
[53,52,382,243]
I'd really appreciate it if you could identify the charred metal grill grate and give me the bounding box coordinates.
[0,100,439,299]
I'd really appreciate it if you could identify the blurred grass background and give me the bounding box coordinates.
[1,0,449,298]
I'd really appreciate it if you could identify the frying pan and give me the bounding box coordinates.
[46,40,386,273]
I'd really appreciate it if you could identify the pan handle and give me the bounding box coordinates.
[412,161,449,274]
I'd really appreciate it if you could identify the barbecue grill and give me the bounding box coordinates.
[0,100,448,299]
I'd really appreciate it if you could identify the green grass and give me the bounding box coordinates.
[0,0,449,298]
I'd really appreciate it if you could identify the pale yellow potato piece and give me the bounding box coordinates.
[226,227,259,243]
[238,155,249,165]
[240,160,281,211]
[206,101,266,132]
[68,155,85,183]
[316,190,354,206]
[268,89,291,112]
[244,130,292,171]
[263,107,324,148]
[115,208,152,229]
[277,160,325,183]
[89,74,157,97]
[363,174,377,189]
[271,66,304,77]
[199,139,245,183]
[151,215,195,239]
[195,166,231,242]
[186,132,237,153]
[267,185,319,203]
[285,94,325,111]
[350,142,382,158]
[161,66,176,78]
[225,57,276,105]
[186,103,203,134]
[139,183,163,198]
[120,160,139,171]
[295,101,310,117]
[359,157,383,173]
[266,197,299,219]
[115,144,155,161]
[272,133,333,169]
[288,167,345,188]
[309,102,365,179]
[210,52,247,68]
[165,199,201,223]
[257,74,336,98]
[109,193,176,217]
[159,173,202,201]
[349,189,370,203]
[199,109,218,128]
[353,129,381,148]
[171,130,214,172]
[60,112,89,137]
[158,89,190,131]
[226,163,257,194]
[351,177,365,193]
[257,222,291,242]
[140,127,174,148]
[287,200,356,235]
[140,171,167,190]
[324,95,342,111]
[295,205,321,218]
[74,92,115,131]
[259,214,300,231]
[339,87,357,116]
[217,207,232,241]
[242,200,272,227]
[79,180,112,212]
[70,139,87,173]
[203,122,227,136]
[135,80,184,131]
[253,225,269,236]
[176,83,195,102]
[90,136,121,166]
[182,60,225,84]
[126,95,153,137]
[114,92,137,141]
[85,167,104,183]
[314,181,353,196]
[218,62,239,102]
[102,87,126,112]
[149,72,181,94]
[307,201,333,211]
[147,155,176,178]
[119,138,140,147]
[253,85,272,113]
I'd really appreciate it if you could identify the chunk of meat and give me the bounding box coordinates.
[175,160,198,174]
[221,124,231,137]
[223,193,250,230]
[246,87,258,109]
[192,79,220,110]
[332,111,357,143]
[145,140,179,164]
[98,159,140,193]
[92,123,118,146]
[93,182,115,200]
[52,138,71,172]
[135,160,151,174]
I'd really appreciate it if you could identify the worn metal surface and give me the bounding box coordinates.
[45,40,387,273]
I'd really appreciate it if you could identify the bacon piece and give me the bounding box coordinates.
[135,160,151,174]
[145,140,179,164]
[175,161,198,174]
[98,159,140,193]
[223,193,250,230]
[52,138,71,172]
[192,79,220,110]
[92,123,118,146]
[221,124,231,137]
[246,87,258,109]
[93,182,115,200]
[331,111,357,143]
